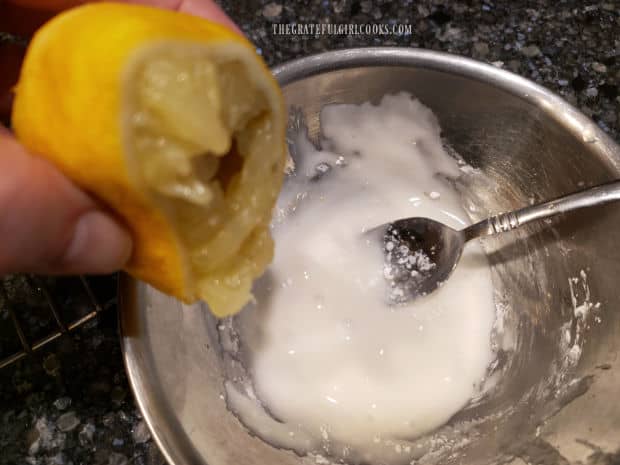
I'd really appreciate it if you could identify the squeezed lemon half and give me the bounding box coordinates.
[12,3,287,316]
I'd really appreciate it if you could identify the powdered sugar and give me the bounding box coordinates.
[382,224,437,303]
[230,93,497,465]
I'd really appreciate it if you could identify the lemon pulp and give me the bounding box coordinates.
[125,43,282,314]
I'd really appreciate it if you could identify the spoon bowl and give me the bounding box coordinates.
[376,218,464,303]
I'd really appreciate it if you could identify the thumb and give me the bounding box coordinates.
[0,129,133,275]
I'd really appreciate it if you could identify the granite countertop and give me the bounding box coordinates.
[0,1,618,464]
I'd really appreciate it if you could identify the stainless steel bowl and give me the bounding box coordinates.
[120,48,620,465]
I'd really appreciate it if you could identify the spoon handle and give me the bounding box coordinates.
[463,179,620,241]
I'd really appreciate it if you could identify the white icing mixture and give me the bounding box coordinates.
[230,93,497,463]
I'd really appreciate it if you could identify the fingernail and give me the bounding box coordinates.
[63,211,133,273]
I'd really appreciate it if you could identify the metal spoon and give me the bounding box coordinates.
[375,179,620,304]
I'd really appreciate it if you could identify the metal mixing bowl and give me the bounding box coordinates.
[120,48,620,465]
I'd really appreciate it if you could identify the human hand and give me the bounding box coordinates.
[0,0,238,275]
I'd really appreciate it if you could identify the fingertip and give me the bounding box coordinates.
[177,0,243,34]
[117,0,242,34]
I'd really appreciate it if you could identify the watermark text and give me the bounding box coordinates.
[271,23,412,36]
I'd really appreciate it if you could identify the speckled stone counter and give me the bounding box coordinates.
[0,1,618,464]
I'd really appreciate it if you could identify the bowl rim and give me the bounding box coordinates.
[273,47,619,169]
[120,47,620,465]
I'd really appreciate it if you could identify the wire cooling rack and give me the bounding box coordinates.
[0,275,109,369]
